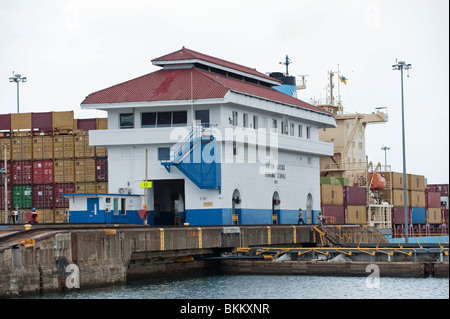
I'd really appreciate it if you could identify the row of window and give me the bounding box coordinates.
[232,111,312,139]
[120,110,211,129]
[120,110,312,139]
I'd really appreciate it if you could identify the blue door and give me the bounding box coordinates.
[87,198,100,222]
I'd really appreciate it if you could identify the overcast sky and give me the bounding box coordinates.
[0,0,448,184]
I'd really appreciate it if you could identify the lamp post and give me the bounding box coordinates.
[381,145,390,170]
[9,73,27,113]
[392,60,411,243]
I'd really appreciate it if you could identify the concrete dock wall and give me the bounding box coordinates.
[0,224,447,297]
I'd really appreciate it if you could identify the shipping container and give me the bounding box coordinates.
[11,113,32,130]
[74,131,95,158]
[33,160,53,184]
[409,190,425,208]
[444,209,449,225]
[31,112,53,131]
[96,118,108,130]
[54,159,75,183]
[53,134,74,159]
[95,146,108,157]
[346,205,367,225]
[321,205,345,224]
[391,172,406,190]
[54,208,67,223]
[52,111,74,130]
[11,133,32,161]
[392,189,411,207]
[54,183,75,208]
[411,207,426,224]
[96,158,108,182]
[0,186,12,210]
[0,137,11,161]
[12,161,33,185]
[425,191,441,208]
[427,184,449,197]
[38,209,55,223]
[12,185,33,209]
[33,184,54,208]
[32,134,53,160]
[75,183,96,193]
[427,207,442,224]
[77,118,97,130]
[343,186,366,205]
[320,184,343,205]
[392,206,409,225]
[75,158,96,183]
[407,174,425,191]
[0,162,11,186]
[96,182,108,193]
[0,114,11,131]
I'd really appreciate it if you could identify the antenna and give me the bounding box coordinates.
[279,55,292,76]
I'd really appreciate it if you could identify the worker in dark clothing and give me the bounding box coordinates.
[297,208,305,224]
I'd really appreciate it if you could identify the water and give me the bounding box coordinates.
[34,274,448,299]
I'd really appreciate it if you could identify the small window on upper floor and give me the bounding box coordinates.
[306,126,311,139]
[120,113,134,129]
[243,113,249,128]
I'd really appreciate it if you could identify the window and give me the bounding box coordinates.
[172,111,187,126]
[120,113,134,129]
[298,125,303,138]
[158,147,171,161]
[141,112,156,127]
[195,110,210,126]
[243,113,249,128]
[157,112,172,127]
[306,126,311,139]
[142,111,187,128]
[272,119,277,131]
[232,111,238,126]
[290,123,295,136]
[253,115,258,130]
[121,198,126,215]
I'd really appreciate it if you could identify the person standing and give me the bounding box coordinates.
[297,208,305,224]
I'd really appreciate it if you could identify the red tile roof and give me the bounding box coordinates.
[82,67,330,114]
[152,47,280,84]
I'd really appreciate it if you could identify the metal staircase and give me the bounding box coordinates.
[161,125,221,191]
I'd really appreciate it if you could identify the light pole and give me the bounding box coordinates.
[392,60,411,243]
[9,73,27,113]
[381,145,390,170]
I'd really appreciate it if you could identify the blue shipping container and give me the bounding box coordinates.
[411,207,426,224]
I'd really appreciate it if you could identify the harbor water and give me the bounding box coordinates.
[32,274,448,299]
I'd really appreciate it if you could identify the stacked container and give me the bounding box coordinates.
[343,186,367,225]
[0,111,108,223]
[320,184,344,224]
[427,184,449,232]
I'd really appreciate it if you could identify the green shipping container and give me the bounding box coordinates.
[12,185,33,209]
